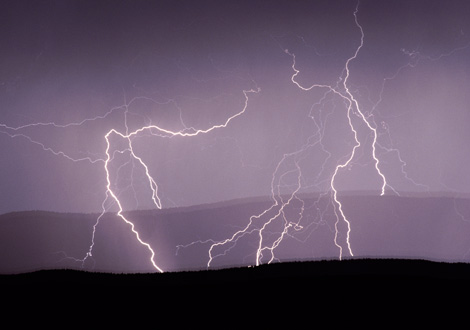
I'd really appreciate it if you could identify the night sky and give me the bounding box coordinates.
[1,0,470,272]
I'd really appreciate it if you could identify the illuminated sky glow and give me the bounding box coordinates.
[1,0,470,273]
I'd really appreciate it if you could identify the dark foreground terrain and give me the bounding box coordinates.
[3,259,470,289]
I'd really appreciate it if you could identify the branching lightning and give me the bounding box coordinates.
[1,0,469,274]
[201,1,470,267]
[203,3,386,265]
[86,87,260,272]
[1,85,259,272]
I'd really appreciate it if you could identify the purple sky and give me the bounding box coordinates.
[1,0,470,216]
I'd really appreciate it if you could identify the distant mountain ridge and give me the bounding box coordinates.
[1,193,470,274]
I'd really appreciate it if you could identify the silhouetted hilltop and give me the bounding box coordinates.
[2,259,470,289]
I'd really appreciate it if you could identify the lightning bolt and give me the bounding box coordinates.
[1,85,259,273]
[201,2,470,268]
[203,2,391,267]
[2,0,469,274]
[88,86,261,272]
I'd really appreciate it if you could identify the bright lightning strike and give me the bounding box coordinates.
[1,85,259,273]
[2,0,469,275]
[205,2,389,266]
[84,87,260,272]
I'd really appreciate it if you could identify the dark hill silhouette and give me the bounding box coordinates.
[3,259,470,290]
[1,193,470,275]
